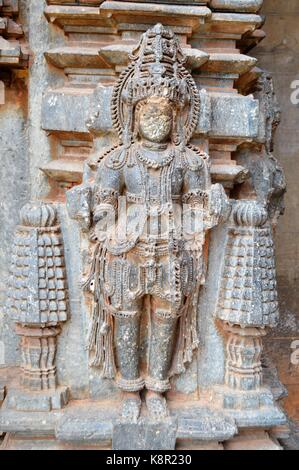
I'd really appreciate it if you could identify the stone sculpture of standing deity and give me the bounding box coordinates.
[68,23,230,422]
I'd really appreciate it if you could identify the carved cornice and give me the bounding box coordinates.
[46,0,262,14]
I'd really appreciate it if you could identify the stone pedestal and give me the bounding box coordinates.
[112,417,177,450]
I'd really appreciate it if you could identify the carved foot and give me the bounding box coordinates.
[145,390,169,420]
[121,391,141,423]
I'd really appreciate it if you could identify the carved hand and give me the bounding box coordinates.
[92,204,116,242]
[208,183,231,225]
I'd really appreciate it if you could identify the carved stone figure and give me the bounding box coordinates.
[68,23,229,422]
[0,0,293,451]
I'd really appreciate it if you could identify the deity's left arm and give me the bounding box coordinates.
[207,182,231,229]
[182,153,231,230]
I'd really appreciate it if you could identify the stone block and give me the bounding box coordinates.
[224,430,282,450]
[210,1,263,13]
[207,92,259,138]
[112,417,177,450]
[42,86,258,141]
[213,385,287,428]
[175,406,237,441]
[6,386,69,412]
[41,88,95,135]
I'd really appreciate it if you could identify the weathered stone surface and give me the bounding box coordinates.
[41,87,259,140]
[112,417,177,450]
[0,0,293,452]
[40,159,84,184]
[213,386,287,428]
[210,0,263,13]
[56,403,115,442]
[174,406,237,441]
[207,93,259,138]
[0,381,5,404]
[0,87,29,367]
[224,430,282,450]
[201,53,257,74]
[100,1,212,28]
[0,407,59,435]
[41,88,95,135]
[0,1,28,103]
[6,386,69,412]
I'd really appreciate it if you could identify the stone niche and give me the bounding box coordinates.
[0,0,290,451]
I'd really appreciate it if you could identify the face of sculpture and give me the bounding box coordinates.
[138,97,173,144]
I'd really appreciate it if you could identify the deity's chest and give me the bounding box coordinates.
[123,162,184,203]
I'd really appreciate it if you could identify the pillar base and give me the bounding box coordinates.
[213,385,287,428]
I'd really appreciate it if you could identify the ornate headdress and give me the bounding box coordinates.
[111,23,200,146]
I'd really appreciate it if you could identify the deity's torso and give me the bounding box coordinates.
[99,143,209,203]
[96,143,210,253]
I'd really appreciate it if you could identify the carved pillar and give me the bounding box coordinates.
[16,325,60,392]
[6,202,69,411]
[224,324,265,392]
[214,201,285,425]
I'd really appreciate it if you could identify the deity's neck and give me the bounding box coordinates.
[141,140,169,152]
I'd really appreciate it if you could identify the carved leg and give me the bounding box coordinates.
[114,309,144,390]
[113,303,144,422]
[145,298,178,419]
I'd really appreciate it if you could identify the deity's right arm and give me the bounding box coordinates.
[66,147,123,234]
[92,158,122,226]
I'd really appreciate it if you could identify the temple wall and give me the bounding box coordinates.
[254,0,299,422]
[0,0,298,448]
[0,1,28,366]
[0,79,29,366]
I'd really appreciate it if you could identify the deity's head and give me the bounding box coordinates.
[111,24,200,148]
[136,97,173,144]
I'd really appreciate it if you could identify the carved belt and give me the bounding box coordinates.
[125,192,181,204]
[132,240,178,257]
